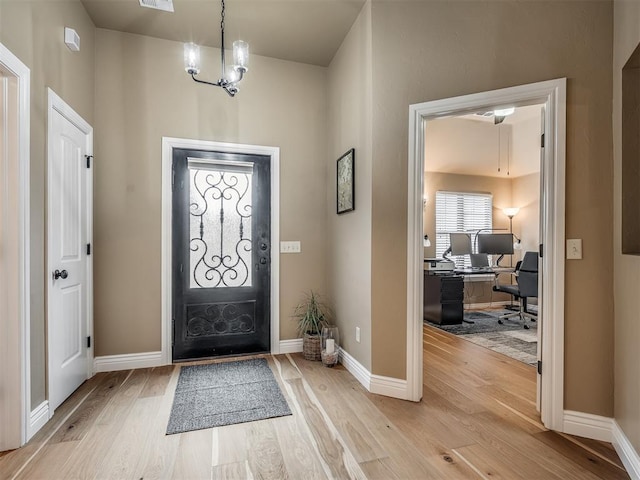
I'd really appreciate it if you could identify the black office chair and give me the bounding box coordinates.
[493,251,538,329]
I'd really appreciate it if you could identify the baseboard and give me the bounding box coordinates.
[563,410,613,442]
[612,420,640,480]
[93,351,164,373]
[27,401,49,440]
[370,374,409,400]
[338,347,371,390]
[278,339,303,354]
[464,301,511,309]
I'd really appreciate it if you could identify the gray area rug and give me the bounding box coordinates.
[426,309,538,365]
[166,358,292,435]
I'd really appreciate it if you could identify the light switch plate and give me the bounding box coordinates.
[280,241,301,253]
[566,239,582,260]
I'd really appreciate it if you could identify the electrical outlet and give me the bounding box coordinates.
[280,241,301,253]
[355,327,361,343]
[566,239,582,260]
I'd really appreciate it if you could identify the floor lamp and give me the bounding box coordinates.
[503,207,520,310]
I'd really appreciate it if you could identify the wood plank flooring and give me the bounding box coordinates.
[0,326,629,479]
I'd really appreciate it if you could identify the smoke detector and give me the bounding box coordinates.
[139,0,174,12]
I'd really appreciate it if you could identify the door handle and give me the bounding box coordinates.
[54,269,68,280]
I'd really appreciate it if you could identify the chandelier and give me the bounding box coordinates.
[183,0,248,97]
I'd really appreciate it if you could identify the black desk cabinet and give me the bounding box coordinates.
[423,272,464,324]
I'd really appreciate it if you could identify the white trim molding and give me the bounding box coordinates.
[94,351,164,373]
[279,339,303,354]
[161,137,281,364]
[370,375,409,399]
[28,401,50,438]
[0,42,31,449]
[407,79,567,427]
[563,410,613,443]
[338,348,371,390]
[613,420,640,480]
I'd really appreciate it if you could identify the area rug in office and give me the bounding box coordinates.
[425,309,538,365]
[166,358,291,435]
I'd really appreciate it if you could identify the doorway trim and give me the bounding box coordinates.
[46,88,94,412]
[407,78,566,431]
[0,42,30,448]
[161,137,280,364]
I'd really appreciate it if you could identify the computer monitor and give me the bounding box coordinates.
[449,233,473,256]
[477,233,514,255]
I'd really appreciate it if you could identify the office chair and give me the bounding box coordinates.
[493,251,538,329]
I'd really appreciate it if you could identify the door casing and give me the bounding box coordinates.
[46,88,94,414]
[407,79,566,432]
[161,137,280,364]
[0,42,30,449]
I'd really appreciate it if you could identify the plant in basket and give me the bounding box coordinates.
[293,291,329,361]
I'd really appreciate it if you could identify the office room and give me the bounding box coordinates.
[422,104,542,366]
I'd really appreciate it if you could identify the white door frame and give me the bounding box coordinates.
[407,78,566,431]
[161,137,280,364]
[0,43,30,448]
[46,88,94,412]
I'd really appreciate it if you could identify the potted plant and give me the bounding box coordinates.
[293,291,329,361]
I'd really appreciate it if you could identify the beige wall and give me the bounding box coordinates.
[0,0,95,409]
[327,3,373,369]
[93,29,328,356]
[370,0,614,417]
[613,0,640,453]
[423,172,513,258]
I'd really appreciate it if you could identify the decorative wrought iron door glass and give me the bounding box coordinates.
[188,159,253,288]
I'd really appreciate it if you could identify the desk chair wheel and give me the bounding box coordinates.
[524,324,530,330]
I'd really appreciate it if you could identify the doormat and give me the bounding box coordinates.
[166,358,291,435]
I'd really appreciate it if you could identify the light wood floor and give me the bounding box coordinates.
[0,325,629,479]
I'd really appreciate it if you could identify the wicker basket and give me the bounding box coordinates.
[303,333,322,361]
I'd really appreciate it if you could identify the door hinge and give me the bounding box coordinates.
[87,336,91,348]
[180,263,183,274]
[540,134,545,148]
[172,167,175,191]
[539,244,543,258]
[86,155,93,168]
[86,243,91,255]
[171,318,175,346]
[537,360,542,375]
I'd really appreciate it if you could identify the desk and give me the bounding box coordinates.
[423,272,464,324]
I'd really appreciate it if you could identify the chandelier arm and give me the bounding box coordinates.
[190,73,223,87]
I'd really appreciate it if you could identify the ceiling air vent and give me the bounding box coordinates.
[139,0,174,13]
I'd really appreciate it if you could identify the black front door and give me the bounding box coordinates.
[172,148,271,361]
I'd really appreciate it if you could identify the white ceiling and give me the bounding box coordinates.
[80,0,366,66]
[425,104,544,179]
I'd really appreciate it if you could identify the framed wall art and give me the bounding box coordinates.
[336,148,355,214]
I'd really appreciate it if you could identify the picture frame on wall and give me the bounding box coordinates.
[336,148,355,214]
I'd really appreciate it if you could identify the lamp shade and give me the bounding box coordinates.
[233,40,249,71]
[503,207,520,218]
[184,43,201,74]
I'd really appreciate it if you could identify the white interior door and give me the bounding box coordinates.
[47,90,93,412]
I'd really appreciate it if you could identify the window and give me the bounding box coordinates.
[435,191,493,267]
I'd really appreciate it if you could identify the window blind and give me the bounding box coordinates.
[435,191,493,267]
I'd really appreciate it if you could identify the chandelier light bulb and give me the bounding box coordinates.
[184,43,201,74]
[233,40,249,71]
